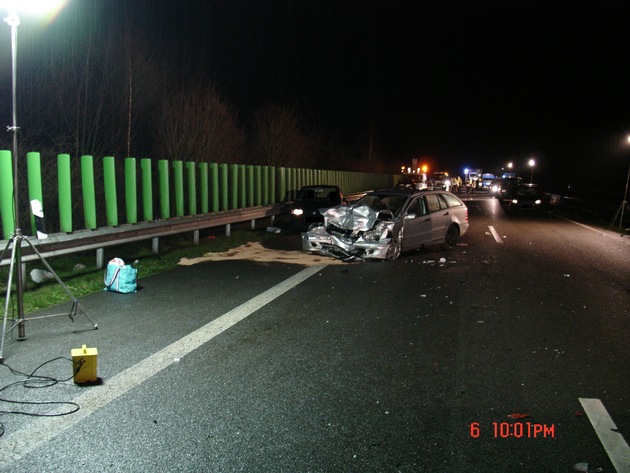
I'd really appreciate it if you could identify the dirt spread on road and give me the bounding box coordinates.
[178,241,350,266]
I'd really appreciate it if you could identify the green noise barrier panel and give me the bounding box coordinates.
[81,155,97,230]
[199,162,209,214]
[125,157,137,224]
[103,156,118,227]
[141,158,153,221]
[173,160,184,217]
[0,150,14,238]
[0,150,395,239]
[58,154,72,232]
[27,152,43,236]
[186,161,196,215]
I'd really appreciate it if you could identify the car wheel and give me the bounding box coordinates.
[385,228,403,260]
[444,224,460,249]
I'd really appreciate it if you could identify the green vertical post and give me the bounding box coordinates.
[173,160,184,217]
[277,167,286,202]
[81,155,97,230]
[254,165,262,206]
[186,161,197,215]
[219,163,228,211]
[238,164,247,209]
[210,163,219,212]
[158,159,170,219]
[26,152,43,236]
[246,165,254,207]
[57,154,72,232]
[199,162,209,213]
[103,156,118,227]
[0,150,14,238]
[141,158,153,221]
[125,157,137,224]
[230,164,239,209]
[262,166,269,205]
[269,166,276,204]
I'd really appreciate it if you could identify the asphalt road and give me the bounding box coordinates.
[0,195,628,472]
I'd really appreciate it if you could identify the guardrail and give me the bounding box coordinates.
[0,189,370,270]
[1,204,284,269]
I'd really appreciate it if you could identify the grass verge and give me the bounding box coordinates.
[0,226,280,316]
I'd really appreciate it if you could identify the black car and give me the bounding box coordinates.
[498,177,523,202]
[503,183,544,210]
[287,185,344,231]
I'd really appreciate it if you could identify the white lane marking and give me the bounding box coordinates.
[488,225,504,244]
[0,264,326,468]
[554,214,630,244]
[579,398,630,473]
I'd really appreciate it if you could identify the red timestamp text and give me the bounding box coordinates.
[469,421,556,439]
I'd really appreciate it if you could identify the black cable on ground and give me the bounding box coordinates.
[0,356,84,438]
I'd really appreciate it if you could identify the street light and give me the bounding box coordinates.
[611,135,630,230]
[528,158,535,183]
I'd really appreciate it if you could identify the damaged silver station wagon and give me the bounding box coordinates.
[301,188,469,261]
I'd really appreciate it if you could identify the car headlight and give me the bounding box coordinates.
[291,208,304,216]
[535,199,541,205]
[511,199,518,204]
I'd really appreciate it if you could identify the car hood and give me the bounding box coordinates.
[323,205,379,231]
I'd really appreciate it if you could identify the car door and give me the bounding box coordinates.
[424,193,450,242]
[400,196,432,250]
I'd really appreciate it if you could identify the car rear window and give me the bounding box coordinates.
[440,193,464,208]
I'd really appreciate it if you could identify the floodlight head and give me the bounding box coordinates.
[1,0,67,21]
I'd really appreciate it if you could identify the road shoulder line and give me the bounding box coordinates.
[0,264,326,469]
[579,397,630,473]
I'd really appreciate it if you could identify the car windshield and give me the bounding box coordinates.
[354,193,408,215]
[516,185,540,197]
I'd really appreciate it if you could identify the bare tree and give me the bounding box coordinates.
[153,80,245,163]
[249,105,317,168]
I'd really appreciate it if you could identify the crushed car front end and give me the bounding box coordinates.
[301,205,399,261]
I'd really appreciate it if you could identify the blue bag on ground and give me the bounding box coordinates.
[104,257,137,293]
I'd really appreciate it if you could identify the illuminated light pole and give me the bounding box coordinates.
[528,159,535,183]
[611,135,630,230]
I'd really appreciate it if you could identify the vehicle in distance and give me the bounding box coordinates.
[301,188,469,261]
[431,172,451,191]
[503,183,544,210]
[287,185,344,231]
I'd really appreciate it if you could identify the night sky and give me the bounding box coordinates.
[4,0,630,191]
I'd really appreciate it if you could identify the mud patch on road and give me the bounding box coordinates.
[178,241,350,266]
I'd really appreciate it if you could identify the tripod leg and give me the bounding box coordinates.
[0,238,18,363]
[23,238,98,329]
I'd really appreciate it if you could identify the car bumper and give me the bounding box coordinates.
[301,231,393,260]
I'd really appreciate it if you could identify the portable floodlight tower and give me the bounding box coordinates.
[0,0,96,363]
